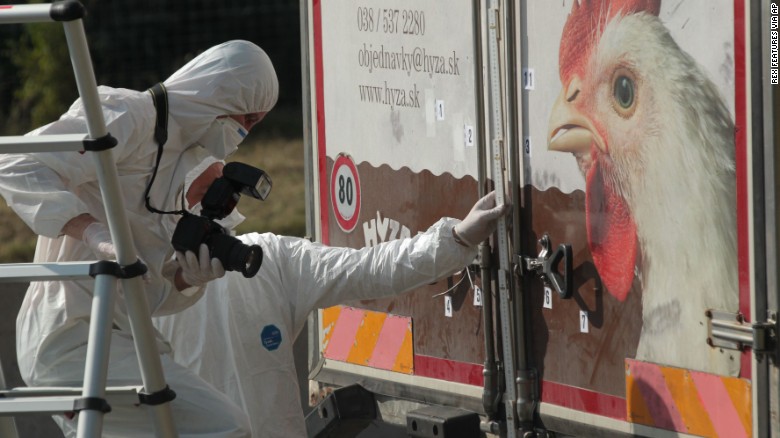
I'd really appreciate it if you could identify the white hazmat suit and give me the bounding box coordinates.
[0,40,278,437]
[154,189,509,437]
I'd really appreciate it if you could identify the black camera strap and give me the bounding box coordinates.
[144,82,185,216]
[149,82,168,147]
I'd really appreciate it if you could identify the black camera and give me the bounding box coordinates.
[171,162,272,278]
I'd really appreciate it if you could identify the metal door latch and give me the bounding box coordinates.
[706,310,777,356]
[523,234,573,299]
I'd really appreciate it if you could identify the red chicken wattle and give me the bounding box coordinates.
[585,152,636,302]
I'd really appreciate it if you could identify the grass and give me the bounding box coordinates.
[0,136,306,263]
[230,136,307,238]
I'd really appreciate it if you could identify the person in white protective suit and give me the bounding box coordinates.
[0,40,278,437]
[154,158,508,438]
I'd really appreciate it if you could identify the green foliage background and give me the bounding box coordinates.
[0,1,301,136]
[7,23,75,131]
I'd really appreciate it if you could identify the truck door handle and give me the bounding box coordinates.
[523,234,573,299]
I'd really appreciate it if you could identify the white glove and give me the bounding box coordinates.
[82,221,151,283]
[176,243,226,287]
[82,222,117,260]
[452,191,509,247]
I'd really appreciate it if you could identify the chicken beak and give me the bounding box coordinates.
[547,77,606,154]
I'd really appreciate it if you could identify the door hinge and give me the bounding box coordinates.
[706,310,777,356]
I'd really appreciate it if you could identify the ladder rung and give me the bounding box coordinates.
[0,1,84,25]
[0,134,88,154]
[0,262,95,282]
[0,395,84,414]
[0,4,53,24]
[0,386,142,415]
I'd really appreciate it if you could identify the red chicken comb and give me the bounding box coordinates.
[559,0,661,83]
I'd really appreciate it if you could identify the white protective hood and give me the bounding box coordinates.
[163,39,279,147]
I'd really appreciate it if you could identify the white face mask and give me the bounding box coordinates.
[196,117,248,159]
[188,202,245,233]
[188,202,203,216]
[215,209,246,233]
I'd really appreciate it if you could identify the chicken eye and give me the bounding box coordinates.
[610,68,638,118]
[613,75,634,109]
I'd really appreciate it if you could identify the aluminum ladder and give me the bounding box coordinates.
[0,1,178,436]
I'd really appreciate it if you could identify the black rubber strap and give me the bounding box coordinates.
[73,396,111,414]
[89,260,148,279]
[82,133,118,152]
[120,259,148,279]
[138,385,176,406]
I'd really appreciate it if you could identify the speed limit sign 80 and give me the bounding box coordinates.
[330,154,361,232]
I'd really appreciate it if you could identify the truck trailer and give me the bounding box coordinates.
[301,1,780,437]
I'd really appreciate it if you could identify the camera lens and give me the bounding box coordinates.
[241,246,263,277]
[208,234,263,278]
